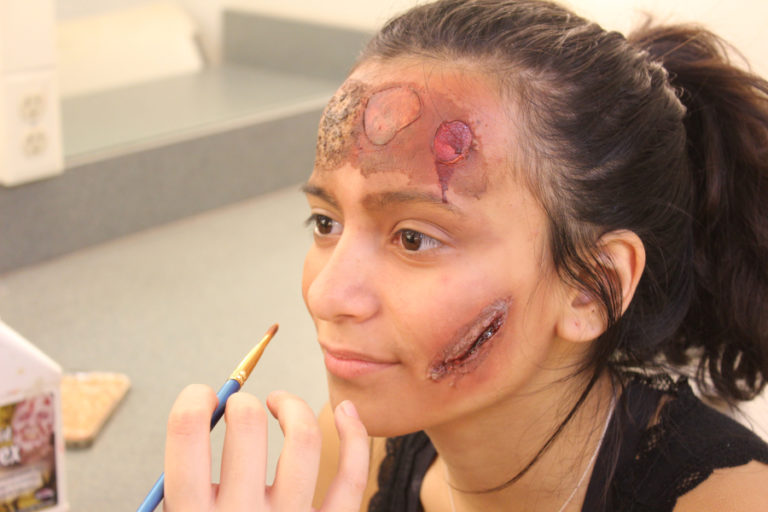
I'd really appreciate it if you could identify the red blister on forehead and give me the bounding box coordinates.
[434,121,472,164]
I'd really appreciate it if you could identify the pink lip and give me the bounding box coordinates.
[322,346,398,379]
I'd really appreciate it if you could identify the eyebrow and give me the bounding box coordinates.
[301,183,339,209]
[301,182,461,215]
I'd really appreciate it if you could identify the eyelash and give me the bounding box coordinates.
[305,214,443,253]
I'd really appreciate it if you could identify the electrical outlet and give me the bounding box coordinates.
[20,92,46,124]
[0,70,63,186]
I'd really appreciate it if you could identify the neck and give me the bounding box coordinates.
[424,371,615,512]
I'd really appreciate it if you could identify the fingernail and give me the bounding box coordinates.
[339,400,360,419]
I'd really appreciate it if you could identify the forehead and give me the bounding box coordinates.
[313,58,514,202]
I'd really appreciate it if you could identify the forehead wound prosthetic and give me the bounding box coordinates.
[364,86,422,145]
[433,120,473,199]
[434,121,472,164]
[315,80,367,170]
[315,81,481,201]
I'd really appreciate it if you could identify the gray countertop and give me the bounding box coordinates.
[62,65,337,167]
[0,185,325,510]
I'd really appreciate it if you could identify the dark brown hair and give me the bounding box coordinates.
[358,0,768,492]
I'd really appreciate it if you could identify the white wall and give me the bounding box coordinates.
[55,0,767,77]
[57,2,203,96]
[223,0,417,30]
[57,0,222,65]
[566,0,768,76]
[225,0,768,75]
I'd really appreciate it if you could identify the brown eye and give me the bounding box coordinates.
[401,229,423,251]
[311,214,340,236]
[397,229,442,252]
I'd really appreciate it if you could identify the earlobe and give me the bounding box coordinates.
[556,288,605,343]
[556,230,646,344]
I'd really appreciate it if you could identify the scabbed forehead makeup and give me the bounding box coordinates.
[314,78,491,201]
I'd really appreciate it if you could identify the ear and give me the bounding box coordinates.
[556,230,646,343]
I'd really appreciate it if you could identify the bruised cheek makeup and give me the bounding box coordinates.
[427,298,511,381]
[314,79,489,201]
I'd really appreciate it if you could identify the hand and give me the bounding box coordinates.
[163,385,369,511]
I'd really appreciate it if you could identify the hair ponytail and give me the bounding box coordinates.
[628,24,768,401]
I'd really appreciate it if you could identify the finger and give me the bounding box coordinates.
[164,384,218,512]
[320,401,370,512]
[266,391,322,510]
[217,392,268,510]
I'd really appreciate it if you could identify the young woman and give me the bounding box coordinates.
[162,1,768,510]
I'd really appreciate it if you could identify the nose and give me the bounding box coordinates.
[303,229,381,324]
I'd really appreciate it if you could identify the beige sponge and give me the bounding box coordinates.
[61,372,130,448]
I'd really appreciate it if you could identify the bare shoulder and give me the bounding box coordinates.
[673,461,768,511]
[312,402,386,512]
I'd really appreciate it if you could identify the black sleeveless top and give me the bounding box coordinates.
[368,375,768,512]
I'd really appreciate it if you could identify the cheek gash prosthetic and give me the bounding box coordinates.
[315,80,488,201]
[427,298,510,382]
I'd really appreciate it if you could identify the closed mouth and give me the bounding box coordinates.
[322,345,396,365]
[322,344,398,379]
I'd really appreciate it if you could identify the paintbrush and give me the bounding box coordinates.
[137,323,278,512]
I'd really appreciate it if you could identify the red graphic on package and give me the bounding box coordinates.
[0,394,58,510]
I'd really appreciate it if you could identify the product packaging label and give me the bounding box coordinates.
[0,394,58,511]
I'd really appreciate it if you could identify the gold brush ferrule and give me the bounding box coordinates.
[230,324,278,385]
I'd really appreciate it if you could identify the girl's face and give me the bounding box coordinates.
[302,57,576,436]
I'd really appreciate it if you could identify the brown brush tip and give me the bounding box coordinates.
[229,323,279,385]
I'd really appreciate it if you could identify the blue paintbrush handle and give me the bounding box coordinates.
[210,379,241,428]
[136,379,242,512]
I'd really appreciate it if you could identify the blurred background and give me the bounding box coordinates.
[0,1,766,510]
[59,0,768,77]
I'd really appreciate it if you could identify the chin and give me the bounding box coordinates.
[329,384,440,439]
[360,411,424,438]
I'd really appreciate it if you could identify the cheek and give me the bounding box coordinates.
[405,266,542,377]
[301,247,322,309]
[396,271,495,355]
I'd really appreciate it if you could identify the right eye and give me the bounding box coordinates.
[307,214,342,236]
